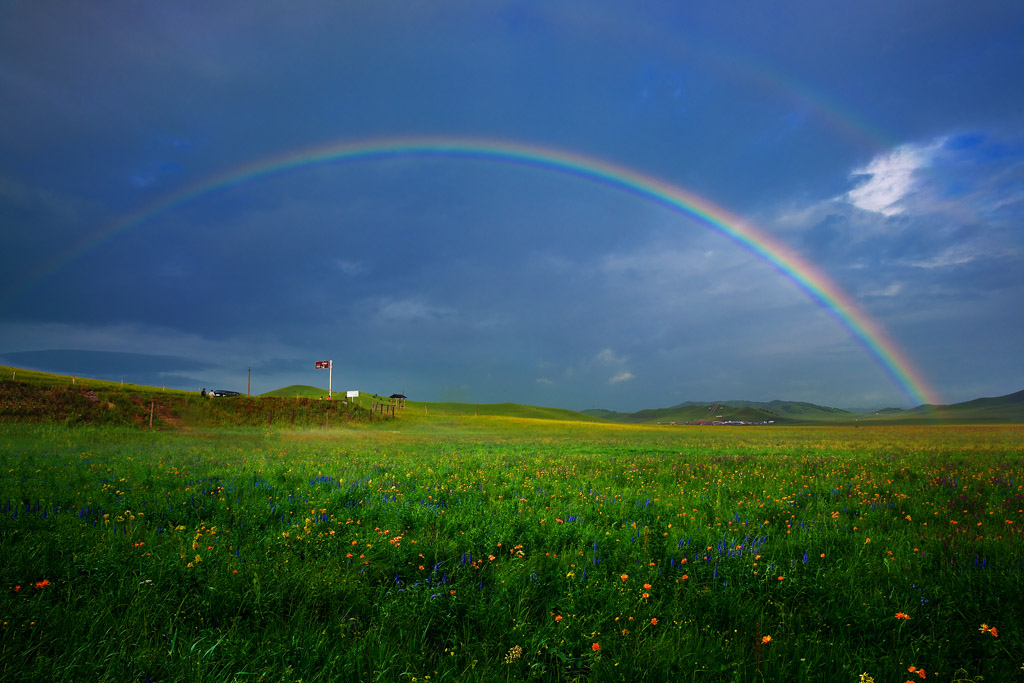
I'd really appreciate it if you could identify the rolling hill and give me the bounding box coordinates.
[0,368,604,428]
[3,364,1021,427]
[586,390,1024,424]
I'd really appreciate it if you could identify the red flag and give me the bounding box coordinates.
[315,360,330,369]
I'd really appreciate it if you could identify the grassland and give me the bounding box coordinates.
[1,367,1023,681]
[2,415,1023,683]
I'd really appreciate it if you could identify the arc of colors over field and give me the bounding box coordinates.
[22,136,941,407]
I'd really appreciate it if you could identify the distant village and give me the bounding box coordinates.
[660,419,776,426]
[682,420,776,426]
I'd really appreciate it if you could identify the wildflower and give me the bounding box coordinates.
[762,635,771,644]
[643,583,652,590]
[503,644,522,664]
[591,643,600,651]
[650,618,658,626]
[895,612,911,620]
[980,623,990,632]
[990,627,998,638]
[34,579,50,589]
[620,574,629,582]
[554,615,562,622]
[859,674,875,683]
[642,592,650,599]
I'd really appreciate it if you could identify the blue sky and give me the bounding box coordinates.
[1,1,1022,411]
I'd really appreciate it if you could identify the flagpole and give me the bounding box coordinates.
[329,360,333,399]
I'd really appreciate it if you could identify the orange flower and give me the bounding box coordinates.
[762,635,771,644]
[591,642,600,651]
[555,615,562,622]
[34,579,50,589]
[895,612,911,620]
[979,623,990,632]
[650,618,658,626]
[643,583,652,590]
[620,574,629,582]
[642,592,650,599]
[989,627,998,638]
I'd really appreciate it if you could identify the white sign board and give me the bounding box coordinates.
[346,390,359,398]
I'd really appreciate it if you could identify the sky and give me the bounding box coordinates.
[1,1,1022,412]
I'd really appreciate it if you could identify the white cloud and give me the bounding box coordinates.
[334,259,367,277]
[596,348,627,365]
[860,282,904,298]
[609,371,635,384]
[845,138,945,216]
[899,244,980,269]
[374,297,453,323]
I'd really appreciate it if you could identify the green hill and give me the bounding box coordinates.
[260,384,330,398]
[585,403,782,424]
[0,366,374,429]
[857,389,1024,424]
[0,366,604,429]
[405,400,606,422]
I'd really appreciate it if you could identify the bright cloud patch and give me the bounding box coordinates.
[596,348,627,365]
[609,371,635,384]
[845,139,945,216]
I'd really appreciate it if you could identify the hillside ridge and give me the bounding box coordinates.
[584,390,1024,424]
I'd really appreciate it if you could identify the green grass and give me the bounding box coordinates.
[1,421,1022,682]
[259,385,330,399]
[403,400,606,423]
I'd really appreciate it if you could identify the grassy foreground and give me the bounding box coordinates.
[1,421,1022,682]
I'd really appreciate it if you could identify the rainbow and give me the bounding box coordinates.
[10,136,940,406]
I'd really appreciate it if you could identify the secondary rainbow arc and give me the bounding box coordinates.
[11,136,941,407]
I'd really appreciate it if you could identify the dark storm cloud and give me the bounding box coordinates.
[2,1,1023,410]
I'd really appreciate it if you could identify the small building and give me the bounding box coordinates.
[389,393,407,411]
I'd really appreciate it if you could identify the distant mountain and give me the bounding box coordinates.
[692,400,855,420]
[584,390,1024,424]
[859,389,1024,423]
[583,403,785,424]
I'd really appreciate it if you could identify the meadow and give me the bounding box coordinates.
[1,420,1022,682]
